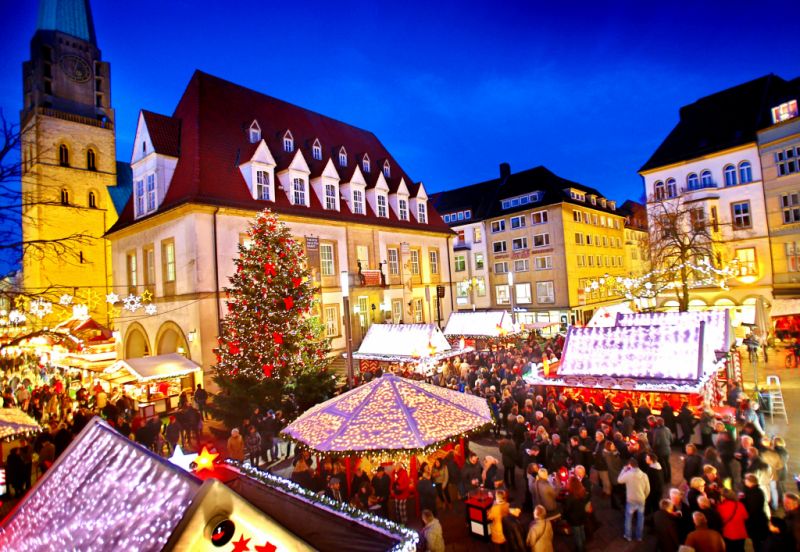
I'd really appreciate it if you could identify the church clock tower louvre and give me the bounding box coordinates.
[19,0,125,323]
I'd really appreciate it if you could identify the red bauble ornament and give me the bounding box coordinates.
[273,332,283,344]
[262,364,274,377]
[292,277,303,288]
[283,296,294,310]
[264,263,276,277]
[229,342,240,355]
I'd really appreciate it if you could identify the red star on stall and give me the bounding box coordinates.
[231,535,251,552]
[254,541,277,552]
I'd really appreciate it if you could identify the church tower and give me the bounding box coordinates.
[20,0,118,321]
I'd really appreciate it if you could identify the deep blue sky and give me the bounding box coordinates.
[2,1,800,207]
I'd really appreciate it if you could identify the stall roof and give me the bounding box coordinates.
[586,303,635,327]
[615,309,733,352]
[104,353,201,382]
[0,408,41,440]
[443,311,515,337]
[352,324,469,361]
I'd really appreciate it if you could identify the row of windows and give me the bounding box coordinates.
[782,193,800,224]
[572,209,622,229]
[316,242,440,278]
[654,162,753,199]
[58,189,98,208]
[491,233,550,253]
[493,256,553,274]
[501,192,541,210]
[777,146,800,177]
[574,234,622,248]
[491,214,550,233]
[248,122,391,177]
[443,209,471,223]
[58,144,97,171]
[569,191,616,210]
[454,253,484,272]
[125,240,177,293]
[576,255,623,268]
[495,281,554,304]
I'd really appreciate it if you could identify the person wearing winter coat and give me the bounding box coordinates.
[487,489,511,548]
[244,425,262,466]
[420,509,445,552]
[651,417,673,484]
[603,440,625,510]
[531,468,559,518]
[644,453,664,516]
[391,463,412,525]
[653,499,681,552]
[743,473,769,552]
[716,488,748,552]
[563,476,590,552]
[618,457,650,542]
[227,428,245,461]
[683,443,704,483]
[526,505,555,552]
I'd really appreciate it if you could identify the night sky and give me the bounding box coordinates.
[1,1,799,219]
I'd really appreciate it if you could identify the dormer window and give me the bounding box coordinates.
[363,154,371,173]
[249,121,261,143]
[589,195,597,205]
[146,174,156,211]
[377,194,388,217]
[292,177,306,205]
[256,170,270,200]
[353,189,365,214]
[600,198,607,208]
[398,198,408,220]
[772,99,798,124]
[383,160,391,178]
[312,139,322,161]
[417,202,427,224]
[325,183,337,210]
[338,147,347,167]
[135,180,144,215]
[283,131,294,153]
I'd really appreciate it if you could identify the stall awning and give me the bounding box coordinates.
[0,408,42,440]
[443,311,515,337]
[104,353,201,383]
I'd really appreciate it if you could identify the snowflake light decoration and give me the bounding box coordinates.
[105,292,120,304]
[29,299,53,319]
[122,294,142,313]
[72,304,89,320]
[144,304,157,315]
[9,310,26,324]
[59,294,74,306]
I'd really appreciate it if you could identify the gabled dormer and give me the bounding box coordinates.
[383,159,391,178]
[341,165,367,215]
[366,170,390,218]
[277,150,311,207]
[362,153,371,174]
[338,146,348,168]
[248,120,261,143]
[390,177,410,221]
[311,138,322,161]
[282,130,294,153]
[410,182,429,224]
[131,110,180,219]
[238,140,276,202]
[310,158,340,211]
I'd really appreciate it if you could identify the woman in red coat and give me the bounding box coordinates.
[717,488,749,552]
[391,462,413,525]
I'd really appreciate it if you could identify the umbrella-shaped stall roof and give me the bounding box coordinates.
[0,408,42,440]
[282,373,492,455]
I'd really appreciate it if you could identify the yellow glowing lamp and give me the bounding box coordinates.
[459,337,466,349]
[542,356,550,377]
[427,341,437,357]
[194,446,219,473]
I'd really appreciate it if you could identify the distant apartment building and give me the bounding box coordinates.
[432,164,632,325]
[619,200,650,278]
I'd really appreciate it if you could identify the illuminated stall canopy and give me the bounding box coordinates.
[282,373,493,457]
[0,408,42,441]
[442,311,516,339]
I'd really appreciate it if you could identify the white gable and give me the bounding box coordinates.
[374,172,390,192]
[415,182,428,200]
[249,140,276,166]
[395,177,410,197]
[131,112,152,164]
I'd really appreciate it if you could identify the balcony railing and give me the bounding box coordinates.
[23,106,114,130]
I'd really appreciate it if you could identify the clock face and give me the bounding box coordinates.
[60,54,92,83]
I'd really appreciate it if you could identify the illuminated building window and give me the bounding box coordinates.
[735,248,757,276]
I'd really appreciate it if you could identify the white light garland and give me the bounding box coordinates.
[122,294,142,312]
[72,304,89,320]
[144,304,157,315]
[105,292,120,304]
[29,299,53,319]
[58,294,73,306]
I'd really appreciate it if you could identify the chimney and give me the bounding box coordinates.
[499,162,511,179]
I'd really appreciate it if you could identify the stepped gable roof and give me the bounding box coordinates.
[141,110,181,157]
[640,74,800,172]
[432,165,619,223]
[110,70,448,234]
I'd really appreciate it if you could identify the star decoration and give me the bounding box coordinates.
[168,445,198,472]
[254,541,277,552]
[141,289,153,302]
[231,535,251,552]
[106,292,120,304]
[72,304,89,320]
[122,294,142,312]
[59,294,73,306]
[107,305,121,319]
[144,304,157,315]
[194,446,219,473]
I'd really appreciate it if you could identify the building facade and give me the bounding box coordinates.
[619,200,650,278]
[432,164,631,325]
[19,0,126,322]
[108,72,454,381]
[640,75,799,316]
[757,98,800,300]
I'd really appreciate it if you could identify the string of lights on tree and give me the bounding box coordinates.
[230,460,419,552]
[584,258,740,304]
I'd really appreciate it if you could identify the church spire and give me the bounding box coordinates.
[37,0,97,46]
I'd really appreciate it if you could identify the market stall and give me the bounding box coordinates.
[0,408,42,495]
[0,417,417,551]
[103,353,201,419]
[525,311,730,410]
[351,323,472,379]
[442,311,518,349]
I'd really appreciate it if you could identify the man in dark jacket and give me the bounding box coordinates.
[417,469,438,516]
[683,443,704,483]
[652,417,673,484]
[676,402,696,446]
[461,452,482,496]
[743,473,769,552]
[371,466,391,517]
[644,453,664,517]
[498,438,518,490]
[546,433,568,472]
[653,498,681,552]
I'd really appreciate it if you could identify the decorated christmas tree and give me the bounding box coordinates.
[210,209,336,429]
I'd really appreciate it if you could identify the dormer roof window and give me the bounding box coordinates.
[772,99,798,124]
[249,120,261,143]
[283,130,294,152]
[363,154,370,173]
[312,139,322,161]
[569,189,586,202]
[338,147,347,167]
[501,192,540,210]
[600,198,607,208]
[383,160,391,178]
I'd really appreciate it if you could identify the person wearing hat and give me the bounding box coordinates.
[325,476,344,502]
[227,428,245,462]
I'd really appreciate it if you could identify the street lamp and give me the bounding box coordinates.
[341,271,355,390]
[508,271,516,324]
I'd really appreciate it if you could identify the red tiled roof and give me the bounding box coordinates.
[141,110,181,157]
[110,71,448,234]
